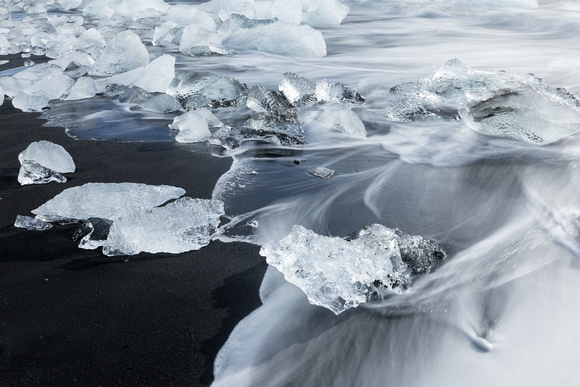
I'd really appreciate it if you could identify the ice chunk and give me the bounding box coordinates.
[18,160,67,185]
[32,183,186,222]
[240,112,304,146]
[137,94,182,113]
[89,31,149,76]
[23,73,75,100]
[180,24,226,56]
[167,71,248,109]
[386,59,580,145]
[272,0,303,24]
[219,14,326,58]
[72,218,113,250]
[260,224,446,314]
[63,77,98,100]
[315,79,365,104]
[278,72,317,107]
[132,54,176,93]
[302,0,350,27]
[0,86,4,106]
[308,166,334,179]
[315,104,366,138]
[19,140,75,174]
[14,215,53,231]
[170,110,212,143]
[12,92,49,112]
[102,197,225,256]
[153,22,184,47]
[246,85,293,114]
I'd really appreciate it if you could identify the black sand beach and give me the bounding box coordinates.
[0,96,267,386]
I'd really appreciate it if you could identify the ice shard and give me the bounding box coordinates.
[14,215,53,231]
[102,197,225,256]
[260,224,446,314]
[314,103,367,138]
[169,110,213,143]
[278,72,317,107]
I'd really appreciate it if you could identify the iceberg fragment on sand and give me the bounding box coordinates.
[260,224,446,314]
[170,110,213,143]
[386,59,580,145]
[18,141,75,185]
[14,215,53,231]
[32,182,185,222]
[102,197,225,256]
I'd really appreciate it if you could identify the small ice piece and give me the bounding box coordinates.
[179,24,226,56]
[23,73,75,100]
[0,86,4,106]
[302,0,350,27]
[12,92,49,112]
[246,85,293,114]
[315,104,366,137]
[219,14,327,58]
[0,60,8,66]
[18,160,67,185]
[132,54,176,93]
[89,31,149,76]
[170,110,212,143]
[167,71,248,109]
[73,218,113,250]
[260,224,446,314]
[64,77,98,100]
[18,140,75,174]
[137,94,182,113]
[279,72,317,106]
[32,182,186,222]
[308,166,334,179]
[240,112,305,146]
[246,220,259,228]
[315,79,365,104]
[14,215,53,231]
[102,197,225,256]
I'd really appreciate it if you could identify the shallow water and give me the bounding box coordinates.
[5,0,580,385]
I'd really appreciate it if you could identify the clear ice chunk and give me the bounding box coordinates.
[89,31,149,76]
[169,110,212,143]
[12,92,49,112]
[179,24,227,57]
[72,218,113,250]
[102,197,225,256]
[315,79,365,104]
[137,94,182,113]
[240,112,305,146]
[386,59,580,145]
[32,182,186,222]
[18,140,76,174]
[14,215,53,231]
[18,160,67,186]
[63,77,98,100]
[246,85,293,114]
[167,71,248,109]
[260,224,446,314]
[302,0,350,27]
[308,166,334,179]
[132,54,176,93]
[278,72,317,107]
[315,103,366,138]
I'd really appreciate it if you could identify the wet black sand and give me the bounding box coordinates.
[0,97,267,386]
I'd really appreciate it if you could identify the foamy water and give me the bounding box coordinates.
[3,0,580,385]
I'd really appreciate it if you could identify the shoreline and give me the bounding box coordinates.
[0,99,267,386]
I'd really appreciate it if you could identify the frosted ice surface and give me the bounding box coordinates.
[82,0,170,20]
[63,77,97,100]
[316,104,366,138]
[153,22,184,47]
[12,92,49,112]
[137,94,182,113]
[302,0,350,27]
[0,64,64,98]
[14,215,53,231]
[167,71,248,109]
[260,224,446,314]
[180,24,226,56]
[19,140,74,172]
[247,85,293,114]
[132,54,176,93]
[386,59,580,145]
[165,5,201,26]
[315,79,365,104]
[32,183,186,222]
[18,161,67,185]
[89,31,149,76]
[219,14,326,57]
[170,110,212,143]
[102,197,225,256]
[23,73,74,100]
[278,72,317,107]
[272,0,303,24]
[308,166,334,179]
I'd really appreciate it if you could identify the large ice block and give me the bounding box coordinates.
[167,71,248,109]
[89,31,149,76]
[18,140,75,174]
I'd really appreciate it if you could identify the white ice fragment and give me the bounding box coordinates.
[138,94,182,113]
[0,60,8,66]
[89,31,149,76]
[32,182,186,222]
[180,24,225,56]
[315,104,366,137]
[23,73,75,100]
[0,85,4,106]
[102,197,225,256]
[315,79,364,103]
[165,4,200,25]
[308,166,334,179]
[18,161,67,185]
[19,140,75,174]
[14,215,53,231]
[260,224,445,314]
[132,54,175,93]
[170,110,212,143]
[272,0,303,24]
[12,92,49,112]
[279,72,316,106]
[301,0,350,27]
[64,77,98,100]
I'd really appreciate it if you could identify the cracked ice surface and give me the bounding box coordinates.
[260,224,446,314]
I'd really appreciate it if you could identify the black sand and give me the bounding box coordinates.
[0,98,267,386]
